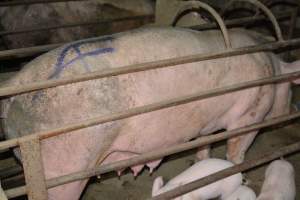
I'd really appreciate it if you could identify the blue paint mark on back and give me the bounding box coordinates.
[48,36,115,79]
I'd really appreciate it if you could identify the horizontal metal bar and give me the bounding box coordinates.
[5,111,300,198]
[0,165,23,179]
[1,38,300,98]
[149,141,300,200]
[0,15,154,36]
[0,43,62,60]
[0,0,85,7]
[0,11,292,60]
[1,70,300,152]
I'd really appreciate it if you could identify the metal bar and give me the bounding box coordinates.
[0,43,62,60]
[172,1,232,48]
[0,11,292,60]
[4,111,300,198]
[224,0,283,41]
[0,15,154,36]
[0,165,23,179]
[287,8,298,40]
[1,38,300,98]
[19,135,47,200]
[0,13,290,60]
[284,7,298,60]
[0,0,85,7]
[1,70,300,152]
[1,174,25,190]
[149,141,300,200]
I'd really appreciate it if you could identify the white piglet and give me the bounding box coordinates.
[152,158,243,200]
[257,159,296,200]
[224,185,256,200]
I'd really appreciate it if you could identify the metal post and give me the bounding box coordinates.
[19,136,47,200]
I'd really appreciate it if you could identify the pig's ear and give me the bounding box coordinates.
[152,176,164,196]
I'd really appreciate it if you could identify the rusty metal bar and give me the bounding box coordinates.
[172,1,232,48]
[0,0,85,7]
[223,0,283,41]
[0,15,154,36]
[1,38,300,98]
[19,135,47,200]
[4,111,300,198]
[149,141,300,200]
[1,69,300,152]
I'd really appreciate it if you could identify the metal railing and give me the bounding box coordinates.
[0,0,300,199]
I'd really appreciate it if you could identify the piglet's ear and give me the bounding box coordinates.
[152,176,164,197]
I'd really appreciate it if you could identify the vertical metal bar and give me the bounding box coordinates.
[285,7,298,61]
[287,8,298,40]
[19,136,47,200]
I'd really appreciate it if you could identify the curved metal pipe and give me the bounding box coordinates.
[222,0,284,41]
[172,1,232,49]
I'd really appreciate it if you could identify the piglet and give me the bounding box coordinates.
[224,185,256,200]
[257,159,296,200]
[152,158,242,200]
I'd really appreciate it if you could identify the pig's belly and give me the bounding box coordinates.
[105,97,233,158]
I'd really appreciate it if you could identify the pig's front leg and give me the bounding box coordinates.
[227,131,258,164]
[227,86,274,164]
